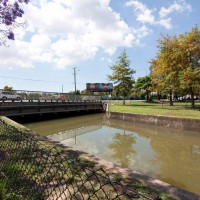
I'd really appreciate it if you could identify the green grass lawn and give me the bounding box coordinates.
[108,100,200,119]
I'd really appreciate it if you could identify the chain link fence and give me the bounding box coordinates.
[0,118,162,200]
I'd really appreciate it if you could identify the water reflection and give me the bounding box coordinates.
[48,125,102,144]
[107,119,200,195]
[25,114,103,136]
[24,113,200,195]
[108,132,136,168]
[149,130,200,193]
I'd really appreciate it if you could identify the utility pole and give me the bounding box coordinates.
[73,67,77,101]
[73,67,77,93]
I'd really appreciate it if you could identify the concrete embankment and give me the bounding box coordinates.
[106,112,200,132]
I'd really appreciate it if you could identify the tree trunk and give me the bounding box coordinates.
[123,96,125,105]
[157,91,161,101]
[190,86,195,108]
[146,91,150,102]
[169,89,173,106]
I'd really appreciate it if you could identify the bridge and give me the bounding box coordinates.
[0,100,105,117]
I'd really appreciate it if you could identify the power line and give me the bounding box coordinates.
[0,75,87,87]
[0,75,73,84]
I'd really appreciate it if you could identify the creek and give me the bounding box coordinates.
[24,113,200,195]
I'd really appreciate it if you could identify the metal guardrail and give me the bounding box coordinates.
[0,118,161,200]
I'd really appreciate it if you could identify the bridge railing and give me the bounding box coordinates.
[0,89,102,101]
[0,118,161,200]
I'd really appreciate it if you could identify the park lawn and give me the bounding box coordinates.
[109,101,200,119]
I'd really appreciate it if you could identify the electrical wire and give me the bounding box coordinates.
[0,75,72,84]
[0,75,89,86]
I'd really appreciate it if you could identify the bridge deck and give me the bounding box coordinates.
[0,100,105,116]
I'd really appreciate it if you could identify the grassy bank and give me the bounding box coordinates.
[108,101,200,119]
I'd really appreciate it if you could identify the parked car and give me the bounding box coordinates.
[0,91,21,101]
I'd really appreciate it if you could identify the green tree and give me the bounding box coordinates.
[150,26,200,108]
[150,35,185,105]
[69,90,80,95]
[107,50,135,105]
[157,35,181,106]
[134,76,152,102]
[74,90,81,95]
[3,85,13,91]
[178,26,200,108]
[149,58,166,101]
[81,89,88,94]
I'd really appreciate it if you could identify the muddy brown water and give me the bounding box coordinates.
[24,113,200,195]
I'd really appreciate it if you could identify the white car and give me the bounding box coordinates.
[82,96,96,101]
[0,91,21,101]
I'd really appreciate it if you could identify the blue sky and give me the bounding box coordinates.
[0,0,199,93]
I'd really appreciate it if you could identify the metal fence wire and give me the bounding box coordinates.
[0,119,162,200]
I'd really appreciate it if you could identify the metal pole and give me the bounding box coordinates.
[73,67,77,101]
[74,67,77,93]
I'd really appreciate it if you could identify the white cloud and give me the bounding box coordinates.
[125,0,155,24]
[0,33,53,69]
[0,0,150,69]
[125,0,192,30]
[17,34,53,63]
[159,0,192,18]
[0,40,33,69]
[157,18,172,30]
[51,35,98,69]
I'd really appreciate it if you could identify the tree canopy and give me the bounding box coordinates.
[150,26,200,108]
[107,50,135,105]
[3,85,13,91]
[134,76,152,102]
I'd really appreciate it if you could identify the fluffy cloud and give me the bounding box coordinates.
[125,0,155,24]
[125,0,192,29]
[156,18,171,30]
[0,34,52,69]
[0,0,150,69]
[2,0,191,69]
[159,0,192,18]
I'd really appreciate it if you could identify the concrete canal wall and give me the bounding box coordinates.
[106,112,200,132]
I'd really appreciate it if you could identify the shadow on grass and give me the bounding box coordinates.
[117,101,200,110]
[123,102,161,107]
